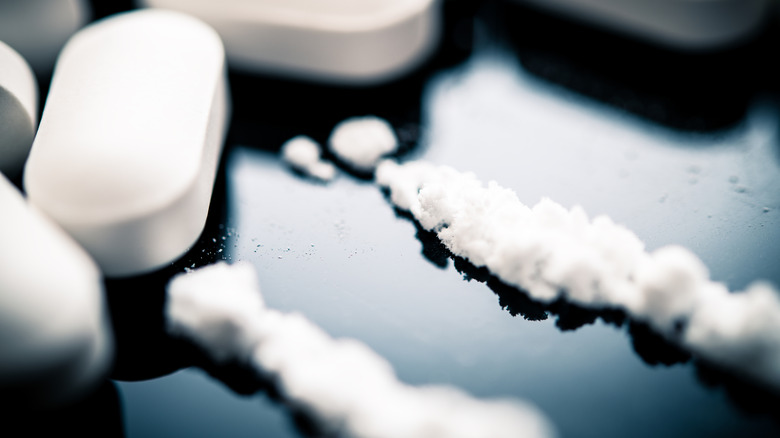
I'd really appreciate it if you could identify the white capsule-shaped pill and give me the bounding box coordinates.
[139,0,441,84]
[0,41,38,179]
[25,10,231,277]
[0,173,112,406]
[0,0,91,74]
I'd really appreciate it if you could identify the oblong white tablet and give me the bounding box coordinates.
[24,10,231,277]
[0,41,37,179]
[514,0,773,50]
[0,0,90,74]
[0,174,112,406]
[139,0,441,84]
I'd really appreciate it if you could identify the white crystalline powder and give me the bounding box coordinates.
[376,159,780,392]
[281,136,336,181]
[329,116,398,172]
[167,262,557,438]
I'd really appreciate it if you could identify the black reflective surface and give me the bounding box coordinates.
[26,1,780,437]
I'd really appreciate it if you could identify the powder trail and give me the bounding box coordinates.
[167,262,557,438]
[376,159,780,393]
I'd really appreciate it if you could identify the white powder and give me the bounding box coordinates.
[281,136,336,181]
[376,159,780,392]
[328,116,398,172]
[167,262,557,438]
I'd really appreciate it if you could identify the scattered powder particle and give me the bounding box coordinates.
[167,262,556,438]
[281,136,337,181]
[328,116,398,172]
[734,185,748,194]
[376,159,780,392]
[728,175,739,184]
[763,207,771,213]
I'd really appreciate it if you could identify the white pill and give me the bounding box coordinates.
[0,173,112,406]
[24,10,230,277]
[0,41,38,179]
[514,0,773,49]
[0,0,90,74]
[139,0,441,84]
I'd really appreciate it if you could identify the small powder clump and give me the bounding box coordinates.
[281,136,336,181]
[328,116,398,172]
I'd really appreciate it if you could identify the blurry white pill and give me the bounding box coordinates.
[0,41,37,179]
[0,173,112,406]
[514,0,773,49]
[139,0,441,84]
[0,0,90,74]
[24,10,230,277]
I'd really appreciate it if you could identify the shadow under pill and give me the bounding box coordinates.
[495,1,776,134]
[106,153,231,382]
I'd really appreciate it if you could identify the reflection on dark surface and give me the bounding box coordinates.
[1,380,124,437]
[107,158,230,381]
[498,1,779,132]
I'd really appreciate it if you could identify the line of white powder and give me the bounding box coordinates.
[375,159,780,393]
[166,262,557,438]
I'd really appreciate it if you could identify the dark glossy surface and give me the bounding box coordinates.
[28,1,780,437]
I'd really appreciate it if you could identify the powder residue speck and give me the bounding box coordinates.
[281,136,336,182]
[166,262,556,438]
[328,116,398,172]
